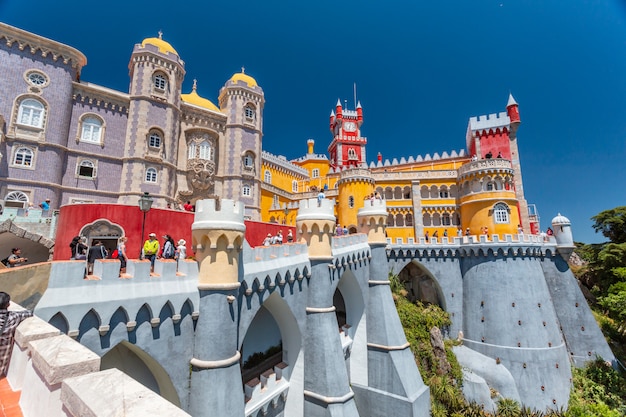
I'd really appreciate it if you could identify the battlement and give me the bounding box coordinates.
[295,198,336,222]
[357,198,387,217]
[369,149,467,169]
[468,112,510,133]
[192,199,246,232]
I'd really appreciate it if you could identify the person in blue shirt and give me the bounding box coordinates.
[39,198,50,210]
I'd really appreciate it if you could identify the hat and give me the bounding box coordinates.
[178,239,186,246]
[45,198,50,201]
[267,233,272,237]
[149,232,156,237]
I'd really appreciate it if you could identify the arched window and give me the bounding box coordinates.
[153,73,168,91]
[386,213,395,227]
[292,180,298,192]
[18,99,44,128]
[394,187,402,200]
[149,132,162,148]
[439,187,449,198]
[403,186,411,199]
[395,213,404,227]
[81,116,103,143]
[406,213,414,226]
[420,186,429,199]
[385,187,393,200]
[348,148,357,160]
[264,170,272,183]
[199,141,212,160]
[145,167,157,183]
[244,104,256,121]
[13,147,33,167]
[423,213,432,226]
[4,191,29,208]
[494,203,510,224]
[349,196,354,208]
[188,142,197,159]
[312,168,319,178]
[442,213,451,226]
[77,159,96,178]
[244,153,254,168]
[242,185,251,197]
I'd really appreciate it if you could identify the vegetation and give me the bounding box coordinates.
[391,202,626,416]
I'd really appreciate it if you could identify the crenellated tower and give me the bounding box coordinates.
[295,198,336,259]
[328,100,366,169]
[218,69,265,221]
[189,198,246,417]
[119,32,185,205]
[336,168,375,232]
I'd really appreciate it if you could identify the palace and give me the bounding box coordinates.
[0,21,537,244]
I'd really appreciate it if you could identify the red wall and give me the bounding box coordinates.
[54,204,297,260]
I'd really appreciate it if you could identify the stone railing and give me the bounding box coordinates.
[457,158,513,178]
[6,313,190,417]
[244,362,289,417]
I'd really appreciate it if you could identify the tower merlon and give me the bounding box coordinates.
[295,198,336,222]
[192,199,246,232]
[468,112,510,133]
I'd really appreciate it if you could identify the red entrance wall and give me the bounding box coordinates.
[54,204,297,260]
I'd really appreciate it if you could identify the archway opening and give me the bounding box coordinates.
[397,261,444,308]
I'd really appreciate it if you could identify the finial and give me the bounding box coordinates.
[241,66,245,74]
[158,30,163,40]
[192,79,197,91]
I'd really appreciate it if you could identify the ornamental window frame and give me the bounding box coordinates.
[242,184,252,197]
[199,141,212,160]
[244,104,256,123]
[292,180,298,193]
[312,168,320,178]
[243,153,255,170]
[12,146,34,168]
[76,159,97,179]
[264,170,272,184]
[145,167,158,183]
[347,148,357,160]
[79,114,105,145]
[148,131,162,149]
[4,191,30,209]
[24,70,49,88]
[493,202,510,224]
[153,72,168,92]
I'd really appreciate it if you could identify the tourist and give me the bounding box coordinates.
[39,198,51,210]
[263,234,272,246]
[5,248,27,268]
[342,225,348,235]
[287,230,294,243]
[425,231,429,242]
[517,224,524,235]
[0,292,33,375]
[465,227,471,236]
[317,190,325,207]
[276,230,283,245]
[176,239,187,261]
[183,201,194,212]
[143,233,160,272]
[87,240,107,274]
[70,236,88,260]
[161,235,176,259]
[485,151,493,159]
[546,227,554,237]
[433,230,439,239]
[117,236,128,276]
[497,152,503,158]
[457,227,463,237]
[443,229,448,237]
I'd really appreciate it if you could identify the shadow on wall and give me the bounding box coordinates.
[0,262,51,310]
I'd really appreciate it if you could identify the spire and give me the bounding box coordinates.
[507,93,518,107]
[241,66,245,74]
[356,101,362,109]
[158,30,163,40]
[192,79,198,92]
[336,98,342,107]
[330,110,335,117]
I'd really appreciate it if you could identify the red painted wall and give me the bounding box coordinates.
[54,204,297,260]
[479,130,511,159]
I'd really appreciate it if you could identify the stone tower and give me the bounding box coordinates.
[119,32,185,205]
[218,70,265,221]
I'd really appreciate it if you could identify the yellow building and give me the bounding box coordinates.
[259,96,536,243]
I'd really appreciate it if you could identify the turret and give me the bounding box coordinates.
[357,198,388,244]
[329,110,335,131]
[552,213,575,261]
[356,100,363,126]
[377,152,382,163]
[191,199,245,289]
[506,93,521,136]
[295,198,336,260]
[335,98,342,119]
[307,139,315,155]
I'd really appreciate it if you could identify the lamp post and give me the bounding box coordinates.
[138,192,153,258]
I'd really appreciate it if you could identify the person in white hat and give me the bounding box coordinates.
[176,239,187,262]
[263,233,272,246]
[143,232,160,272]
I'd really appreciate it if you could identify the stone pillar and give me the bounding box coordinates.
[298,198,360,417]
[189,199,245,417]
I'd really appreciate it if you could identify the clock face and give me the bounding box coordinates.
[344,121,356,132]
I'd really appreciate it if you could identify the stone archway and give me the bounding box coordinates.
[397,261,444,308]
[0,219,54,262]
[79,219,125,255]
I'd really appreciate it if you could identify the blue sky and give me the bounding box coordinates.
[2,0,625,243]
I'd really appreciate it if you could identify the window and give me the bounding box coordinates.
[273,195,279,207]
[494,203,510,224]
[395,213,404,227]
[242,185,251,197]
[312,168,319,178]
[349,196,354,208]
[4,191,29,208]
[154,73,168,91]
[244,154,254,168]
[264,170,272,183]
[13,147,33,167]
[188,142,197,159]
[442,213,451,226]
[149,132,162,148]
[17,99,44,128]
[77,160,96,178]
[199,141,212,160]
[406,213,414,226]
[387,214,395,227]
[348,148,357,160]
[292,180,298,192]
[244,104,256,122]
[81,117,103,143]
[26,71,47,86]
[145,167,157,183]
[439,190,449,198]
[486,182,494,191]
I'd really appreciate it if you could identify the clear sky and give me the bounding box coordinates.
[2,0,625,244]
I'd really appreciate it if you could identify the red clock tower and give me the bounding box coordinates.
[328,99,366,169]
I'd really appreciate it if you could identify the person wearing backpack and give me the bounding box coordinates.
[3,248,27,268]
[161,235,176,260]
[87,240,107,275]
[116,236,128,276]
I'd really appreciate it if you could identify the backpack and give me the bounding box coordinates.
[1,257,9,267]
[110,249,119,259]
[163,243,174,259]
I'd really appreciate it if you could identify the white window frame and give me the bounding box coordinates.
[244,154,254,168]
[242,185,251,197]
[292,180,298,193]
[199,141,212,160]
[442,213,451,226]
[145,167,158,183]
[17,99,44,128]
[80,116,103,144]
[12,147,34,167]
[264,170,272,183]
[154,73,168,91]
[4,191,29,208]
[26,71,48,87]
[494,203,510,224]
[244,104,256,122]
[77,159,96,178]
[348,148,357,160]
[312,168,319,178]
[188,142,197,159]
[149,132,162,149]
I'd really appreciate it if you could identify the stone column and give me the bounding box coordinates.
[188,199,245,417]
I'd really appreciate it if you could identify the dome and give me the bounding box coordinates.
[229,68,258,88]
[551,213,571,226]
[181,81,221,112]
[141,33,178,55]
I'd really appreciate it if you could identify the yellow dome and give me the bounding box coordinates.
[181,82,221,112]
[229,70,258,88]
[141,36,178,55]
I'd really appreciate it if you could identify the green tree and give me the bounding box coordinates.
[591,206,626,244]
